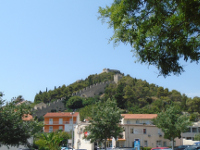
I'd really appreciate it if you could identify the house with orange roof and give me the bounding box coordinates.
[74,114,182,150]
[43,112,80,133]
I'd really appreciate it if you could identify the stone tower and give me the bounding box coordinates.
[114,74,123,84]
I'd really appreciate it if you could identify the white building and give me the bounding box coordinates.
[74,114,182,150]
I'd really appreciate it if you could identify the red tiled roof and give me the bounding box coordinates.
[22,114,33,121]
[121,114,157,119]
[44,112,79,117]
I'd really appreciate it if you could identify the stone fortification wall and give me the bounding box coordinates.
[32,98,65,118]
[72,81,115,98]
[33,77,121,117]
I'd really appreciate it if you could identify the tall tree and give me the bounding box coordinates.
[66,96,84,110]
[98,0,200,76]
[84,99,123,150]
[0,93,43,148]
[153,106,191,150]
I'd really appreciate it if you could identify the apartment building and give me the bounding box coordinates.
[120,114,173,148]
[43,112,80,133]
[74,114,182,150]
[180,121,200,145]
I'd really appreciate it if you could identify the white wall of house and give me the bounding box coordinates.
[74,123,94,150]
[73,115,186,150]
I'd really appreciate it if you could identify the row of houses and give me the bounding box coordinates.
[42,112,200,150]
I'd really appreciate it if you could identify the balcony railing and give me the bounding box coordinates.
[44,129,64,133]
[44,121,77,125]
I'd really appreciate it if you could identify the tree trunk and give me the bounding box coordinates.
[172,138,174,150]
[104,140,107,150]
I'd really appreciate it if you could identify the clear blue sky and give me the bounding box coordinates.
[0,1,199,102]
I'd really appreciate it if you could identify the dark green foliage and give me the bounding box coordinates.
[33,71,199,116]
[187,97,200,113]
[153,106,192,149]
[84,99,123,149]
[34,131,71,150]
[66,96,84,110]
[114,82,126,109]
[194,133,200,141]
[82,96,100,106]
[189,113,198,122]
[34,72,116,104]
[79,105,94,121]
[0,94,43,147]
[98,0,200,76]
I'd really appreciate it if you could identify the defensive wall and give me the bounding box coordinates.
[72,80,115,97]
[32,73,123,117]
[32,97,65,118]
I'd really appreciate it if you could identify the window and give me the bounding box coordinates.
[59,118,63,124]
[156,140,162,147]
[144,140,148,147]
[49,126,53,132]
[127,120,130,124]
[163,141,167,147]
[130,128,134,134]
[59,126,63,130]
[132,141,134,147]
[192,128,197,133]
[143,129,146,134]
[136,120,140,124]
[49,118,53,125]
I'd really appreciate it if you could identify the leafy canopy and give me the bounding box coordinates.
[153,106,191,148]
[84,99,123,149]
[98,0,200,76]
[0,93,43,147]
[35,131,70,150]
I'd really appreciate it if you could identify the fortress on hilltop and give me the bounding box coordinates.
[101,68,121,74]
[33,68,123,118]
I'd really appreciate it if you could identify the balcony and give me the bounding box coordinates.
[44,121,77,125]
[44,129,63,133]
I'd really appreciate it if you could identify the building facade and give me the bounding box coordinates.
[74,114,182,150]
[43,112,80,133]
[181,121,200,145]
[121,114,175,148]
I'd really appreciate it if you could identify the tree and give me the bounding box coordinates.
[153,106,191,150]
[84,99,123,150]
[34,131,70,150]
[98,0,200,76]
[187,97,200,113]
[66,96,84,110]
[194,133,200,141]
[114,82,126,109]
[0,93,43,148]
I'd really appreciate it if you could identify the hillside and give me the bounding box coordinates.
[33,69,200,121]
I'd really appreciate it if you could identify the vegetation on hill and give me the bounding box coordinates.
[33,71,200,121]
[34,72,117,104]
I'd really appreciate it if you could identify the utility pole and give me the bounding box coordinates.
[70,112,75,150]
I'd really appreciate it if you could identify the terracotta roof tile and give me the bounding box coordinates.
[121,114,157,119]
[22,114,33,121]
[44,112,79,118]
